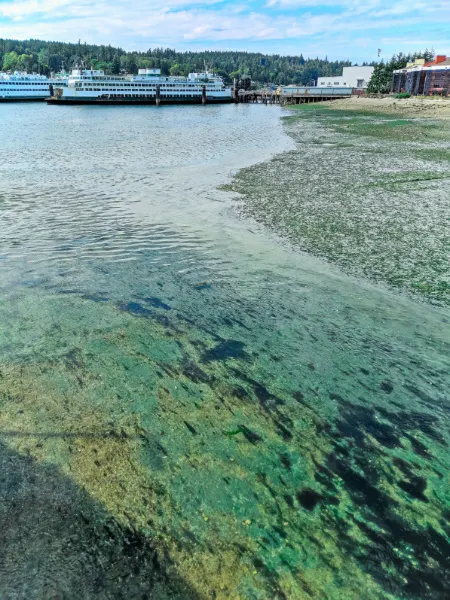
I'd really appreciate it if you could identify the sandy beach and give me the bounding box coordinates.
[324,95,450,119]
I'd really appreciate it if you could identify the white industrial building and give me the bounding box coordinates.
[316,66,374,89]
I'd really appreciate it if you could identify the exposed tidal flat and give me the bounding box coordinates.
[0,103,449,600]
[227,100,450,305]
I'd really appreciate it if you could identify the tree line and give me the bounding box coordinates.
[0,38,362,85]
[3,38,428,90]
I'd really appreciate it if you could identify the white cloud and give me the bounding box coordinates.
[0,0,448,61]
[0,0,73,17]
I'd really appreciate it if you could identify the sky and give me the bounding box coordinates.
[0,0,449,63]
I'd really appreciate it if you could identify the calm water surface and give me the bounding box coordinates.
[0,103,448,599]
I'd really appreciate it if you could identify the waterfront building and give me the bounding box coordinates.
[316,66,374,89]
[392,55,450,95]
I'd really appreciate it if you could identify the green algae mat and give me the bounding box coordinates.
[227,105,450,306]
[1,280,448,599]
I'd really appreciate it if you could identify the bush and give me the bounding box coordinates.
[394,92,411,99]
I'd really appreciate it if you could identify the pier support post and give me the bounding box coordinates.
[202,86,206,104]
[156,85,161,106]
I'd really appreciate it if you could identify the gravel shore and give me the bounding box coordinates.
[325,95,450,119]
[228,103,450,305]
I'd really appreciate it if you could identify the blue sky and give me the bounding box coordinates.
[0,0,449,62]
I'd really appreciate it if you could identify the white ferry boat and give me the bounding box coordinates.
[0,72,67,101]
[47,67,233,105]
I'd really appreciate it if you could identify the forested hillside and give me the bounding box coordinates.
[0,38,360,85]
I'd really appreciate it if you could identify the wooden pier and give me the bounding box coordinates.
[235,90,280,104]
[235,87,353,105]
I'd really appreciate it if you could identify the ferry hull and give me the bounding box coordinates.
[0,96,47,102]
[46,96,233,105]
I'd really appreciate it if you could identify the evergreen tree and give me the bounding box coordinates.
[38,48,49,74]
[111,54,121,74]
[125,55,138,74]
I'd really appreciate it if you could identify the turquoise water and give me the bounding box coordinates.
[0,103,449,599]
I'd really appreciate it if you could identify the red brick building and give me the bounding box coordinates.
[392,55,450,96]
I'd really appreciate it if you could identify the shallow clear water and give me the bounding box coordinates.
[0,103,449,599]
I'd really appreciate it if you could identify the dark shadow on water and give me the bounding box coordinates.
[323,399,450,599]
[0,440,202,600]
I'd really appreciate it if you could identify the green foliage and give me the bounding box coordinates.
[0,38,353,83]
[367,50,435,94]
[2,50,19,70]
[124,54,138,75]
[38,48,49,71]
[394,92,411,98]
[2,50,34,71]
[111,54,121,75]
[169,63,183,76]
